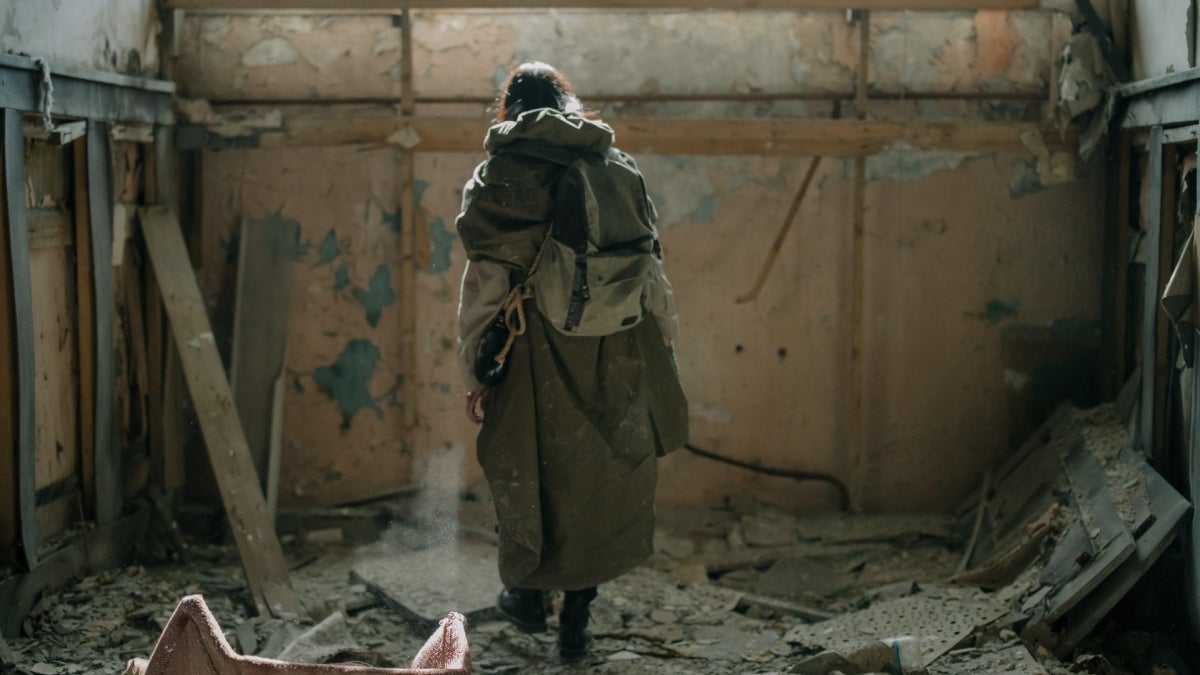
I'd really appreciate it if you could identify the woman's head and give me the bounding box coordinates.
[495,62,583,122]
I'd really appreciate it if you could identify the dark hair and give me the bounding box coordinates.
[494,62,584,123]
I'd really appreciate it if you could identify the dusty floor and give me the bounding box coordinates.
[3,497,1194,675]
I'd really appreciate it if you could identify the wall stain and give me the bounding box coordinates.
[967,298,1020,324]
[353,264,397,327]
[312,339,383,429]
[427,216,456,274]
[220,231,240,264]
[316,229,340,266]
[382,207,401,232]
[333,264,351,291]
[688,195,716,223]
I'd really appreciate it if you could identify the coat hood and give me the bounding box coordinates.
[483,109,615,156]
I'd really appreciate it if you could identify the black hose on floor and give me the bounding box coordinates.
[683,443,851,511]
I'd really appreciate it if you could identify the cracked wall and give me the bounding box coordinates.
[184,10,1103,512]
[2,0,160,75]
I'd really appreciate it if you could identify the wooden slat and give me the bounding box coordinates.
[0,115,18,562]
[1139,127,1163,455]
[230,215,292,495]
[400,9,418,434]
[72,133,97,523]
[3,108,38,570]
[138,205,303,618]
[1152,144,1177,464]
[87,122,121,526]
[188,112,1077,156]
[1111,134,1131,386]
[167,0,1038,10]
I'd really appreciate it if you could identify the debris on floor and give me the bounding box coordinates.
[2,404,1193,674]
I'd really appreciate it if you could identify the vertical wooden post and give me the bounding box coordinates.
[399,9,419,436]
[1111,133,1132,387]
[1153,143,1178,462]
[1139,125,1163,456]
[2,109,37,568]
[87,122,121,526]
[848,12,870,511]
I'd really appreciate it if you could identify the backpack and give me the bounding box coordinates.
[505,142,663,337]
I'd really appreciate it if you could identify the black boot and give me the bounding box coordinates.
[558,587,597,660]
[496,588,547,632]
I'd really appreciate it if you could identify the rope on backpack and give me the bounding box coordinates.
[493,226,555,366]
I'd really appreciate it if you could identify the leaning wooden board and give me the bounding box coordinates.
[138,205,303,618]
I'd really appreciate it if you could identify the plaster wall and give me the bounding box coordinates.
[184,10,1103,512]
[1129,0,1193,80]
[1,0,160,75]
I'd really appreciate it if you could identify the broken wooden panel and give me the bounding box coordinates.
[1049,451,1190,656]
[198,147,412,506]
[784,589,1009,668]
[139,205,303,619]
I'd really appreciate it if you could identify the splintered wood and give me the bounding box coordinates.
[138,206,303,619]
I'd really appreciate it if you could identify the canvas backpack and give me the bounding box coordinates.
[505,143,664,337]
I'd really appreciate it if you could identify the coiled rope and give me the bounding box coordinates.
[492,226,555,366]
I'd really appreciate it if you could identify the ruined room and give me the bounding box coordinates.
[3,0,1200,672]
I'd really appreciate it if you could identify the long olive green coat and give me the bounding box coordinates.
[457,109,689,591]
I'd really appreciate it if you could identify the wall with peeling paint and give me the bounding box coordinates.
[1129,0,1194,79]
[1,0,160,75]
[184,9,1103,512]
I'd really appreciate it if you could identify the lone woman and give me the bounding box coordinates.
[455,62,688,660]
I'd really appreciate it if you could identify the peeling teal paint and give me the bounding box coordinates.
[292,224,311,260]
[427,216,456,274]
[968,298,1019,324]
[415,179,430,207]
[383,375,404,407]
[382,207,401,232]
[312,339,383,429]
[316,229,340,266]
[353,264,397,327]
[333,264,351,291]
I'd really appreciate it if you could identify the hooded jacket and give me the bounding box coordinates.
[455,109,689,590]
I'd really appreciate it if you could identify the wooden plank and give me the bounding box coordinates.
[167,0,1038,10]
[150,125,183,497]
[0,115,17,561]
[230,214,293,493]
[27,208,74,249]
[30,246,79,495]
[848,12,869,511]
[3,108,38,570]
[1039,444,1137,624]
[1112,135,1132,386]
[138,205,303,619]
[185,112,1078,156]
[1152,143,1177,463]
[73,132,96,522]
[1139,126,1163,455]
[87,122,121,526]
[400,9,418,434]
[1053,455,1190,656]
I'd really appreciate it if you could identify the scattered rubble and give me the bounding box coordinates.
[2,404,1193,674]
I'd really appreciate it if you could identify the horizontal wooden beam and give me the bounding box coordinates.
[177,108,1075,156]
[168,0,1037,10]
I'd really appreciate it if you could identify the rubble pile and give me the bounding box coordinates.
[2,405,1193,674]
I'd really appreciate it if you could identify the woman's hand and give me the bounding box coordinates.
[466,387,492,424]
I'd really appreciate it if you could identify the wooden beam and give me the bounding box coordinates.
[87,123,121,526]
[400,10,419,435]
[848,11,869,511]
[73,132,97,524]
[1139,126,1163,456]
[166,0,1038,10]
[138,205,303,619]
[181,111,1076,157]
[1152,143,1178,464]
[3,109,37,570]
